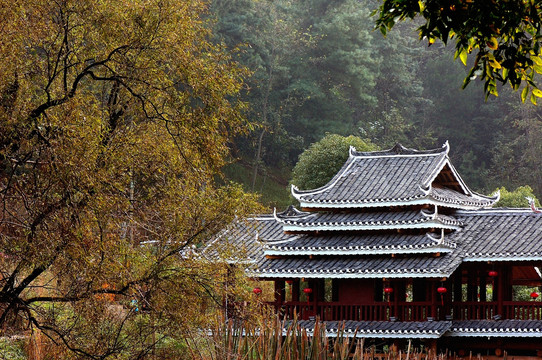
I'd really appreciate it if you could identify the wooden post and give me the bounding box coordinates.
[497,265,504,317]
[395,281,405,320]
[453,270,463,303]
[311,279,318,318]
[480,272,487,302]
[292,279,300,302]
[275,280,285,306]
[467,267,476,302]
[431,281,438,319]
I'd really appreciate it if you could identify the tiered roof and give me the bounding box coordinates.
[218,143,529,278]
[291,143,498,209]
[215,142,542,340]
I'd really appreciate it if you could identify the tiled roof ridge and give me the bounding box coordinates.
[351,141,449,157]
[457,208,542,215]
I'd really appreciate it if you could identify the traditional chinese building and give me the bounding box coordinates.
[225,142,542,356]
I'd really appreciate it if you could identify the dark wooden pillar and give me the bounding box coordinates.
[374,278,383,302]
[497,265,504,317]
[413,278,427,302]
[292,279,300,302]
[431,281,438,318]
[467,268,476,301]
[317,279,325,302]
[453,270,463,302]
[443,277,452,318]
[311,279,318,318]
[275,280,285,305]
[332,279,339,302]
[479,272,487,302]
[394,281,406,320]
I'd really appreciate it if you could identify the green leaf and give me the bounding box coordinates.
[521,85,529,103]
[459,49,467,66]
[532,88,542,97]
[532,56,542,66]
[531,93,538,105]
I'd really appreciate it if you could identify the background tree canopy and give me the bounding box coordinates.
[0,0,258,357]
[291,134,378,190]
[493,186,540,208]
[375,0,542,102]
[212,0,542,209]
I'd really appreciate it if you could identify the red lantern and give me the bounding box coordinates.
[530,291,539,299]
[286,280,293,285]
[437,287,447,306]
[384,287,394,294]
[253,287,262,295]
[303,288,313,294]
[488,271,498,277]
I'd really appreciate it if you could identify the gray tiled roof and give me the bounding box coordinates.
[293,320,451,338]
[206,216,276,262]
[448,320,542,337]
[263,232,456,255]
[275,208,463,231]
[291,143,498,209]
[253,251,462,278]
[430,186,496,208]
[211,208,542,274]
[452,209,542,260]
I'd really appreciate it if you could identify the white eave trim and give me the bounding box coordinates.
[297,197,490,210]
[281,221,461,232]
[249,271,452,279]
[463,256,542,262]
[263,246,454,256]
[446,330,542,337]
[315,330,444,339]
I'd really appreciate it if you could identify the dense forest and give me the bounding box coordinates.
[211,0,542,208]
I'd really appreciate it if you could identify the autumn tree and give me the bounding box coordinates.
[0,0,257,358]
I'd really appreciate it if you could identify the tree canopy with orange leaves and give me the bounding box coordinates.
[0,0,258,357]
[375,0,542,103]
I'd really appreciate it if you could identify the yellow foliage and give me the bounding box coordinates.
[0,0,259,357]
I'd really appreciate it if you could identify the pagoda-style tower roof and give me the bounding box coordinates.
[291,142,499,209]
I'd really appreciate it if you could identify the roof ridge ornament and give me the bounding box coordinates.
[349,145,357,158]
[419,184,431,196]
[526,197,542,213]
[420,208,437,219]
[442,140,450,155]
[426,229,446,244]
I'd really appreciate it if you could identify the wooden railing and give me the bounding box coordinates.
[503,301,542,320]
[272,301,434,321]
[270,301,542,321]
[452,301,497,320]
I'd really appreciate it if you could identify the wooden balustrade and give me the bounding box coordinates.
[452,301,497,320]
[503,301,542,320]
[271,301,432,321]
[268,301,542,321]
